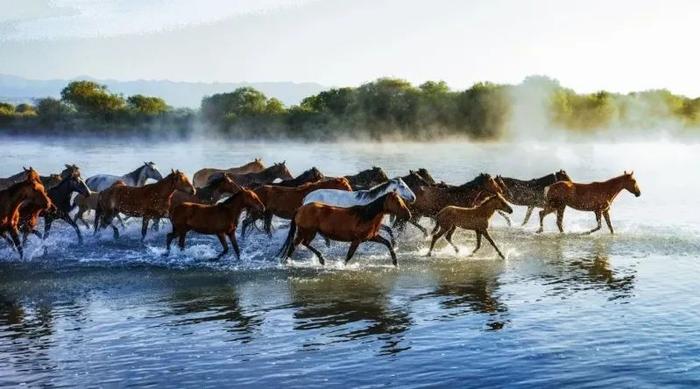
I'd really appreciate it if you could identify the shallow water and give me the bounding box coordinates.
[1,137,699,387]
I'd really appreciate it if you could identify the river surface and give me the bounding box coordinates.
[1,137,699,387]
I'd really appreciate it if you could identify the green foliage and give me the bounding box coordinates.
[61,80,126,121]
[36,97,73,123]
[201,87,275,125]
[127,95,169,116]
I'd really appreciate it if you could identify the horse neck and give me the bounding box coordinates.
[2,184,33,216]
[48,179,72,208]
[123,166,146,186]
[602,176,629,201]
[148,176,178,197]
[479,197,502,218]
[221,193,247,219]
[533,173,557,185]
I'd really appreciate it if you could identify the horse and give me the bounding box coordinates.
[265,167,324,188]
[399,173,504,236]
[537,171,641,234]
[0,164,79,191]
[215,162,293,188]
[427,193,513,259]
[336,166,389,190]
[42,171,91,244]
[391,170,436,230]
[498,170,572,226]
[169,175,242,210]
[278,192,411,266]
[95,170,195,240]
[193,158,265,188]
[241,177,352,237]
[412,168,437,186]
[166,188,265,259]
[0,168,54,259]
[85,161,163,192]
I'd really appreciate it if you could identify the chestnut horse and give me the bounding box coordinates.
[427,193,513,259]
[166,188,265,259]
[278,192,411,266]
[537,171,641,234]
[193,158,265,188]
[241,177,352,237]
[498,170,572,226]
[400,173,504,236]
[95,170,195,240]
[0,168,54,259]
[215,162,293,188]
[170,175,241,210]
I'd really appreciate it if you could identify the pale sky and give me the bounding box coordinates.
[1,0,699,96]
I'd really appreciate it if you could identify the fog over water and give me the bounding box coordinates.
[1,136,699,387]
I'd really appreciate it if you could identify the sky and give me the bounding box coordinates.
[1,0,699,96]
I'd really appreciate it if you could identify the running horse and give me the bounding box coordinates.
[241,177,353,237]
[537,171,641,234]
[214,162,293,188]
[0,164,79,191]
[265,167,324,188]
[85,161,163,191]
[498,170,571,226]
[166,188,266,259]
[193,158,265,188]
[169,175,242,209]
[42,170,92,243]
[427,193,513,258]
[95,170,195,240]
[334,166,389,190]
[278,192,411,266]
[0,168,54,259]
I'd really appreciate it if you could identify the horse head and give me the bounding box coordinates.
[415,168,436,185]
[495,175,512,199]
[239,188,266,216]
[273,161,294,180]
[68,175,91,197]
[62,164,81,179]
[384,192,411,220]
[391,178,416,203]
[309,167,324,182]
[490,192,513,214]
[144,162,164,181]
[555,169,572,182]
[23,167,41,183]
[168,169,195,195]
[215,175,242,195]
[623,171,641,197]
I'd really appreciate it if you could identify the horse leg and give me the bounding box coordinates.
[178,232,186,251]
[215,233,229,260]
[410,218,429,237]
[141,218,150,241]
[9,229,23,260]
[303,240,325,265]
[445,226,459,254]
[537,205,556,233]
[471,231,483,255]
[369,235,398,266]
[380,224,396,248]
[498,210,512,227]
[586,210,602,234]
[603,210,614,234]
[228,231,241,259]
[74,209,91,230]
[324,236,331,248]
[482,230,505,259]
[240,216,253,240]
[344,241,360,266]
[65,216,84,244]
[152,218,160,232]
[264,212,274,237]
[427,226,448,257]
[165,231,176,256]
[522,206,534,226]
[117,214,127,229]
[284,235,303,262]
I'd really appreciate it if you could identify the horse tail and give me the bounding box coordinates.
[277,216,297,259]
[93,199,103,235]
[431,222,440,236]
[543,185,551,200]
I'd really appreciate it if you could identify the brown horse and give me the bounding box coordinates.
[278,192,411,266]
[342,166,389,190]
[170,175,242,210]
[95,170,195,240]
[192,158,265,188]
[403,173,504,236]
[427,193,513,258]
[242,177,352,237]
[0,164,78,191]
[166,188,265,259]
[537,171,641,234]
[219,162,293,188]
[0,168,54,259]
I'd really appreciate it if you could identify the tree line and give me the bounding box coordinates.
[1,77,699,139]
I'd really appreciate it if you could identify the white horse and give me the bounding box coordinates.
[85,162,163,192]
[303,177,416,207]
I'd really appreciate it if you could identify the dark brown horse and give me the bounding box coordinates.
[427,193,513,258]
[42,171,91,243]
[0,168,54,259]
[498,170,572,226]
[95,170,195,240]
[193,158,265,188]
[334,166,389,190]
[266,167,324,188]
[170,175,242,210]
[166,188,265,259]
[242,177,352,237]
[278,192,411,266]
[538,171,641,234]
[217,162,293,188]
[0,164,79,191]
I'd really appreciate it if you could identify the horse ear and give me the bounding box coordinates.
[23,166,28,172]
[624,170,628,175]
[171,169,175,173]
[630,171,634,176]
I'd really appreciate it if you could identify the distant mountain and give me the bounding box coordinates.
[0,74,328,108]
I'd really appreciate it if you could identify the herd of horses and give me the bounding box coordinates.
[0,158,641,265]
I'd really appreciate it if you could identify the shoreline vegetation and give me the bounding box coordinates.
[1,76,699,140]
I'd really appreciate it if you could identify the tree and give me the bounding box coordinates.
[201,87,276,124]
[127,95,169,116]
[36,97,73,123]
[61,80,126,121]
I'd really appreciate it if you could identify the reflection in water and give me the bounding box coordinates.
[414,260,509,330]
[287,270,412,355]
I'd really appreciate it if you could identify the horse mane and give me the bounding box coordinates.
[206,175,228,188]
[221,188,246,205]
[452,173,491,192]
[355,180,394,201]
[349,193,389,221]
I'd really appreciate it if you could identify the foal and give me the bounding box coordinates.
[537,171,641,234]
[278,192,411,266]
[166,188,265,259]
[427,193,513,259]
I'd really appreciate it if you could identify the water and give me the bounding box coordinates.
[1,136,699,387]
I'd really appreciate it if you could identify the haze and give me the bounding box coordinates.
[1,0,699,96]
